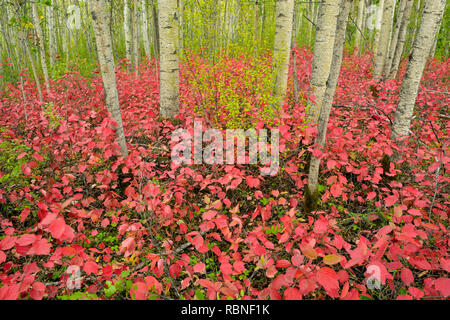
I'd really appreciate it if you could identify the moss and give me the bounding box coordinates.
[304,186,319,215]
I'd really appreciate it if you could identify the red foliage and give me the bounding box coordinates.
[0,52,448,300]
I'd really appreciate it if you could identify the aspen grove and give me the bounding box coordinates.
[0,0,448,301]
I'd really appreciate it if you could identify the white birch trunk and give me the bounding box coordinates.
[391,0,446,144]
[158,0,180,118]
[308,0,353,195]
[373,0,395,80]
[91,0,129,157]
[307,0,341,123]
[32,2,50,94]
[272,0,295,108]
[388,0,414,78]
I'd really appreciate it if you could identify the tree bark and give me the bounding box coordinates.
[388,0,414,78]
[391,0,445,146]
[307,0,341,123]
[308,0,353,195]
[373,0,395,80]
[355,0,366,54]
[272,0,295,108]
[124,0,132,69]
[32,2,50,94]
[91,0,128,157]
[158,0,180,119]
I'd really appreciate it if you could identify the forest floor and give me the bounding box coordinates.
[0,49,449,300]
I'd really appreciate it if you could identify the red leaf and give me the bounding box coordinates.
[0,236,16,251]
[33,238,51,255]
[16,234,37,246]
[284,287,302,300]
[384,194,398,207]
[0,284,19,300]
[246,176,260,188]
[400,268,414,286]
[30,282,46,300]
[408,287,424,299]
[316,267,339,297]
[193,263,206,273]
[435,278,450,297]
[83,261,99,275]
[130,281,148,300]
[0,251,5,264]
[275,259,291,268]
[48,218,66,240]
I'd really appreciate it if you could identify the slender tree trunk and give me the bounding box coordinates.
[272,0,295,108]
[47,1,56,68]
[158,0,179,119]
[429,7,444,57]
[141,0,152,58]
[384,0,407,75]
[355,0,366,53]
[388,0,414,78]
[151,0,160,60]
[373,0,385,53]
[391,0,445,148]
[373,0,395,80]
[307,0,341,123]
[307,0,353,198]
[32,2,50,94]
[91,0,128,157]
[132,0,140,74]
[124,0,132,68]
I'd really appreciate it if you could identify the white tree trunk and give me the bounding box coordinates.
[132,0,140,74]
[141,0,152,58]
[91,0,128,157]
[272,0,295,108]
[355,0,366,53]
[307,0,341,123]
[47,1,56,68]
[388,0,414,78]
[373,0,395,80]
[158,0,180,119]
[308,0,353,195]
[32,2,50,94]
[384,0,407,75]
[124,0,132,67]
[391,0,445,144]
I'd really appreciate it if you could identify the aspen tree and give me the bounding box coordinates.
[158,0,179,119]
[32,2,50,94]
[384,0,407,76]
[132,0,140,74]
[306,0,353,207]
[355,0,366,53]
[391,0,446,146]
[307,0,341,123]
[124,0,132,68]
[373,0,394,80]
[387,0,414,78]
[272,0,295,108]
[91,0,128,157]
[47,0,56,68]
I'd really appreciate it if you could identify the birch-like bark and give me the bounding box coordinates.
[272,0,295,108]
[308,0,353,194]
[429,7,444,57]
[91,0,128,157]
[355,0,366,53]
[373,0,394,80]
[32,2,50,94]
[141,0,152,58]
[124,0,132,67]
[391,0,445,145]
[47,1,56,68]
[158,0,179,119]
[132,0,140,73]
[307,0,341,123]
[384,0,407,76]
[151,0,160,60]
[388,0,414,78]
[373,0,385,53]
